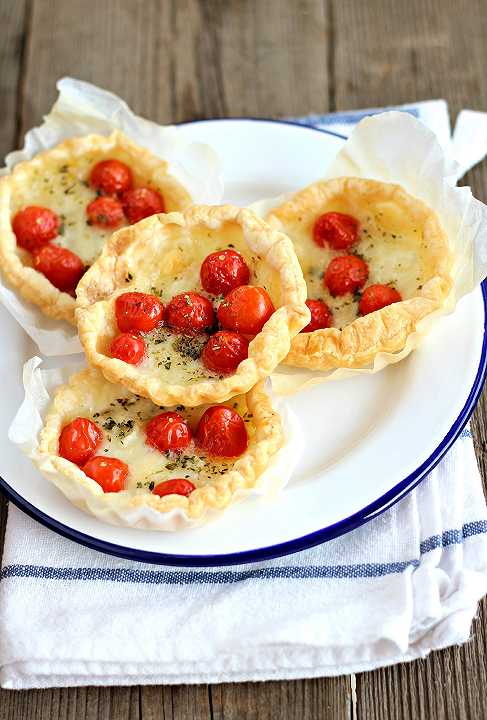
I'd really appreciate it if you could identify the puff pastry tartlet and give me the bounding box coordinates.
[37,367,283,525]
[76,204,309,406]
[267,177,453,370]
[0,130,192,324]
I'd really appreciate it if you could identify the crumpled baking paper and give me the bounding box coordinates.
[0,77,223,358]
[8,357,303,531]
[249,111,487,395]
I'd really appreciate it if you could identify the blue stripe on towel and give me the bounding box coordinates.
[1,520,486,585]
[291,107,420,127]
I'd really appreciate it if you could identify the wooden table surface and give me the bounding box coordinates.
[1,0,487,717]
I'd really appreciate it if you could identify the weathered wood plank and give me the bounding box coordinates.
[140,684,212,720]
[333,0,487,718]
[0,686,140,720]
[210,678,352,720]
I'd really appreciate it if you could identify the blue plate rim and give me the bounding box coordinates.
[0,118,485,567]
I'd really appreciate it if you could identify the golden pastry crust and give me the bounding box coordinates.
[76,204,309,406]
[267,177,453,370]
[37,368,283,522]
[0,130,192,325]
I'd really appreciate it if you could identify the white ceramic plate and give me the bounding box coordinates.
[0,119,485,566]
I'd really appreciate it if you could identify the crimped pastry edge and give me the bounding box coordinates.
[76,204,310,406]
[36,367,284,527]
[0,130,192,325]
[267,177,453,371]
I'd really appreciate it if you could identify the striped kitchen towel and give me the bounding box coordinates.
[1,101,487,688]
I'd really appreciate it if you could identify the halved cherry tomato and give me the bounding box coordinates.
[301,299,333,332]
[166,292,215,334]
[59,417,102,466]
[12,206,60,253]
[89,159,133,196]
[83,456,128,492]
[218,285,274,335]
[32,244,85,293]
[122,187,165,224]
[146,412,192,453]
[86,196,125,228]
[110,333,146,365]
[196,406,248,458]
[359,284,402,315]
[313,212,359,250]
[200,249,250,296]
[202,331,249,374]
[152,478,196,498]
[324,255,369,296]
[115,292,165,333]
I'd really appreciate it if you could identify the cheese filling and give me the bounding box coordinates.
[71,394,254,494]
[105,221,281,382]
[272,200,436,330]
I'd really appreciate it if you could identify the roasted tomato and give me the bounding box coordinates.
[166,292,215,334]
[32,244,85,293]
[359,284,402,315]
[109,333,146,365]
[201,331,249,374]
[12,206,60,253]
[196,406,248,458]
[146,412,193,453]
[89,159,133,196]
[313,212,359,250]
[86,196,125,228]
[59,417,102,466]
[324,255,369,296]
[152,478,196,498]
[200,249,250,296]
[217,285,274,335]
[115,292,165,333]
[301,299,333,332]
[83,456,128,492]
[122,187,165,224]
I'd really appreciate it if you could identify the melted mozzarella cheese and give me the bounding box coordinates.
[113,221,278,383]
[11,154,125,266]
[78,394,253,494]
[275,201,432,330]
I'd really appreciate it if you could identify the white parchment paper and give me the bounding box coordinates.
[8,358,303,531]
[0,77,223,357]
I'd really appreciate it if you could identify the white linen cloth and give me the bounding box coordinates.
[1,101,487,689]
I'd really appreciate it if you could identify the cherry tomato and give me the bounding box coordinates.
[86,196,125,228]
[89,159,133,196]
[83,456,128,492]
[122,187,165,224]
[218,285,274,335]
[32,244,85,293]
[12,206,60,253]
[196,406,248,458]
[324,255,369,296]
[202,331,249,374]
[59,417,102,466]
[110,333,146,365]
[115,292,165,333]
[313,212,359,250]
[301,299,333,332]
[146,412,192,453]
[152,478,196,498]
[359,284,402,315]
[200,249,250,296]
[166,292,215,334]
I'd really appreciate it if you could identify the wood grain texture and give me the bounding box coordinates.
[210,678,352,720]
[1,0,487,718]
